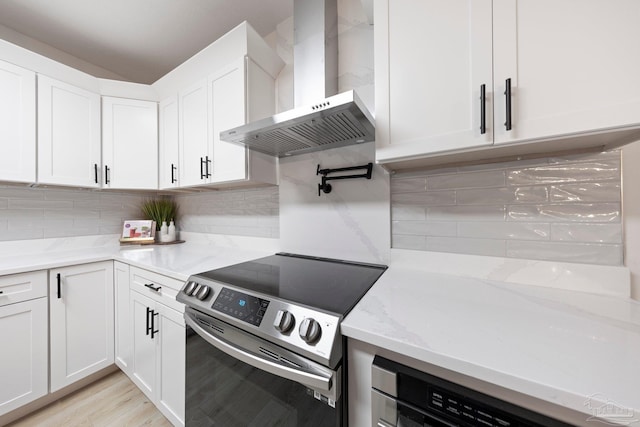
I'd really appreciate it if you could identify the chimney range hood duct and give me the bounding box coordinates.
[220,0,375,158]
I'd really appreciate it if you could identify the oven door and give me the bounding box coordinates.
[184,307,342,427]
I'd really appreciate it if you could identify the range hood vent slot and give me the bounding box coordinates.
[221,90,374,157]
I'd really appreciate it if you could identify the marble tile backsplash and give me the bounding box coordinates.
[0,185,146,241]
[391,151,623,265]
[173,186,279,239]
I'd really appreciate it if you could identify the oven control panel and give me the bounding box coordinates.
[177,275,343,367]
[212,287,270,327]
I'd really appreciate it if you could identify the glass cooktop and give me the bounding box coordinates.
[196,253,387,316]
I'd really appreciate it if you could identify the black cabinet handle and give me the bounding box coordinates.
[200,157,205,179]
[205,156,212,178]
[57,273,61,299]
[105,165,110,184]
[144,283,162,292]
[94,164,98,184]
[480,84,486,135]
[504,78,512,131]
[171,164,177,183]
[151,310,159,339]
[0,290,4,294]
[146,306,151,336]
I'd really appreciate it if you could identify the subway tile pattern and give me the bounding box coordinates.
[173,186,279,239]
[0,185,280,242]
[0,185,146,241]
[391,151,623,265]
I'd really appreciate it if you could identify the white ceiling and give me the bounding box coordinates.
[0,0,293,84]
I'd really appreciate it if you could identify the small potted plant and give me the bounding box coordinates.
[141,198,178,242]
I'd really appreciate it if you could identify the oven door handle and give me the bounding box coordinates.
[185,312,333,392]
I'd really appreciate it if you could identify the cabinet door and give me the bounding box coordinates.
[159,96,180,189]
[37,75,101,188]
[178,79,210,187]
[102,97,158,190]
[0,298,47,416]
[493,0,640,144]
[375,0,493,162]
[49,261,114,392]
[156,303,185,426]
[209,58,247,183]
[0,60,35,184]
[131,291,157,399]
[114,262,132,376]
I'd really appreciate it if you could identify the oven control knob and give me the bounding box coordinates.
[184,281,198,296]
[195,285,211,300]
[274,310,295,333]
[299,318,321,344]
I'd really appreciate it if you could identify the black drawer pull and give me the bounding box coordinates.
[151,310,159,339]
[480,84,486,135]
[57,273,61,299]
[144,283,162,292]
[504,78,512,131]
[146,306,151,336]
[205,156,212,178]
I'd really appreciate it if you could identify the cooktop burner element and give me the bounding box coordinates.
[178,253,387,367]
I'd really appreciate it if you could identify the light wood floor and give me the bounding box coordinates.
[7,371,172,427]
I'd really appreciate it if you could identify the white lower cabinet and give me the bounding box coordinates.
[49,261,114,392]
[128,266,185,427]
[114,261,132,376]
[0,271,48,417]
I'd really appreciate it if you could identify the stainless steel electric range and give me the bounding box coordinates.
[176,252,387,427]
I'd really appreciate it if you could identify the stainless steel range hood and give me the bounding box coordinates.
[220,0,375,158]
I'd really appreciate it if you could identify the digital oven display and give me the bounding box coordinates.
[212,287,270,326]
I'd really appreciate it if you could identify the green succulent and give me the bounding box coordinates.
[141,198,178,230]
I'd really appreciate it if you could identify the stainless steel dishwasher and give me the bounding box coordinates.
[371,356,574,427]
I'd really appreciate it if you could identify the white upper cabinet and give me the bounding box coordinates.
[159,96,180,189]
[493,0,640,144]
[209,58,249,183]
[0,60,36,184]
[178,79,210,187]
[102,96,158,190]
[37,75,101,188]
[177,57,278,188]
[376,0,493,163]
[376,0,640,168]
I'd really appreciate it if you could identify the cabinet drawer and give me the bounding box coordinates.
[130,266,184,313]
[0,270,47,307]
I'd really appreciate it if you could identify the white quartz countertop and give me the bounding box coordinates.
[342,262,640,425]
[0,235,275,281]
[3,236,638,425]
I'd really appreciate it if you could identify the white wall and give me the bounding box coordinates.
[0,23,126,80]
[279,142,390,264]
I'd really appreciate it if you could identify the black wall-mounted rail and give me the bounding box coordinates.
[316,163,373,196]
